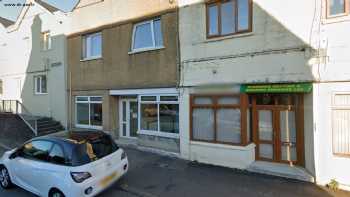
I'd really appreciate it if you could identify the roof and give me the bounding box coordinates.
[0,17,15,28]
[34,0,59,12]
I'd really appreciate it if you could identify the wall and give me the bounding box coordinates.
[0,2,68,126]
[67,10,178,91]
[178,0,318,87]
[314,82,350,190]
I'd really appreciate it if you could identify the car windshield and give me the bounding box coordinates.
[71,135,118,166]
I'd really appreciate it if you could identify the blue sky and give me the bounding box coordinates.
[0,0,79,21]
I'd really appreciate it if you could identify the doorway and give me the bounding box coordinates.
[251,94,304,166]
[119,99,138,138]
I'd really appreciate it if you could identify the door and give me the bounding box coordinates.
[11,140,54,195]
[252,94,303,165]
[120,99,138,138]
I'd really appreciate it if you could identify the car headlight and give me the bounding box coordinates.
[70,172,92,183]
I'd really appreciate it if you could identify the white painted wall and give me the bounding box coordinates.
[0,0,68,126]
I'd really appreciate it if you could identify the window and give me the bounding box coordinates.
[82,32,102,60]
[0,79,3,95]
[42,31,51,51]
[48,144,66,165]
[139,95,179,136]
[207,0,252,38]
[332,93,350,156]
[34,75,47,94]
[190,95,249,145]
[22,140,53,162]
[327,0,349,17]
[131,18,164,52]
[76,96,103,129]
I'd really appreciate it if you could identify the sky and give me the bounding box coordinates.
[0,0,79,21]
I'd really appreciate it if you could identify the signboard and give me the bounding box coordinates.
[240,83,312,93]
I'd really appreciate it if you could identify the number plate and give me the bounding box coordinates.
[100,172,118,187]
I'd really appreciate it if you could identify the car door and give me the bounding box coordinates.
[11,140,53,195]
[32,143,68,196]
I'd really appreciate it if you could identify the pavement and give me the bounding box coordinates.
[1,147,349,197]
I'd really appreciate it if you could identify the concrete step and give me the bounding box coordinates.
[247,161,315,182]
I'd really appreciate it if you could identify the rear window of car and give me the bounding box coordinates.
[71,135,119,166]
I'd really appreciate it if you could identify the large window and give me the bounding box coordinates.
[332,93,350,156]
[207,0,252,38]
[76,96,103,129]
[34,75,47,94]
[42,31,51,51]
[327,0,349,17]
[82,32,102,60]
[190,95,249,145]
[131,18,164,52]
[139,95,179,137]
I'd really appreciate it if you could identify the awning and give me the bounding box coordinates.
[240,83,312,93]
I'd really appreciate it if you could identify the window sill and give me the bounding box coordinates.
[138,130,180,139]
[75,124,103,130]
[80,56,103,62]
[323,14,350,24]
[204,32,254,43]
[190,141,256,151]
[128,46,165,55]
[34,93,48,95]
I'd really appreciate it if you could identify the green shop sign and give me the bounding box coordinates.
[240,83,312,93]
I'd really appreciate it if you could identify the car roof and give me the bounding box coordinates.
[33,130,108,147]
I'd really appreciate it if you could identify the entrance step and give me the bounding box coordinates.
[247,161,315,182]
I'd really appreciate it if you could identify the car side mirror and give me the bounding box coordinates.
[9,149,21,160]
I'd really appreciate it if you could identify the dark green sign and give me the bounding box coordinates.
[240,83,312,93]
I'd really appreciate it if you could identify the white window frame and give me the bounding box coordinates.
[82,32,102,60]
[75,96,103,130]
[131,18,164,53]
[332,92,350,157]
[138,94,179,138]
[34,75,47,95]
[42,31,51,51]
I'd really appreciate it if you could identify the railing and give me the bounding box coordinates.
[0,100,39,136]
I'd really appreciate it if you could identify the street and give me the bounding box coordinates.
[0,147,348,197]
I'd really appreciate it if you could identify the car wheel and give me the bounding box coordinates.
[0,166,12,189]
[49,189,65,197]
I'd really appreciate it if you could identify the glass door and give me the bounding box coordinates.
[257,109,275,161]
[120,99,138,138]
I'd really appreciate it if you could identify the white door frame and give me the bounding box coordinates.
[119,98,138,138]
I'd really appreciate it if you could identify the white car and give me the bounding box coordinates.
[0,130,129,197]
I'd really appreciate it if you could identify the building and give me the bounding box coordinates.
[178,0,349,190]
[0,0,70,133]
[66,0,180,152]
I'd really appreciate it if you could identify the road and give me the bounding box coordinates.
[0,147,349,197]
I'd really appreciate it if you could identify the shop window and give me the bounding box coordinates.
[139,95,179,136]
[76,96,103,129]
[207,0,252,38]
[190,95,249,145]
[332,93,350,156]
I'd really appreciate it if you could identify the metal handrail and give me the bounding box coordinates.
[0,100,39,136]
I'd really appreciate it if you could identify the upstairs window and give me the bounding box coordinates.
[327,0,349,17]
[207,0,252,38]
[34,75,47,95]
[42,31,51,51]
[0,79,3,95]
[131,18,164,52]
[82,32,102,60]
